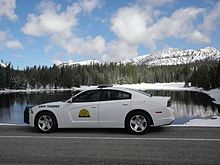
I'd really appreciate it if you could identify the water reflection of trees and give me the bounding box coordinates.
[145,90,217,112]
[144,90,218,124]
[0,90,219,124]
[0,91,72,108]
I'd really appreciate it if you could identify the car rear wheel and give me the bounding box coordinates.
[126,111,151,134]
[35,112,57,133]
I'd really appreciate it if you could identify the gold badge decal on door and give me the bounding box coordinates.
[79,109,90,118]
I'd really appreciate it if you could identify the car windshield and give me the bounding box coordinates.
[127,88,152,97]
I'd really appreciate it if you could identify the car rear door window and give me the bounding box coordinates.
[100,90,131,101]
[110,90,131,100]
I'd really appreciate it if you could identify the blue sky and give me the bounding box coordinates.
[0,0,220,69]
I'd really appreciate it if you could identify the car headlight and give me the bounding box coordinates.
[167,99,172,107]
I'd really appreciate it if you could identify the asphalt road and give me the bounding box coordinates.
[0,126,220,165]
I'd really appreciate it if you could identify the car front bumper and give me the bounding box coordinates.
[24,106,30,124]
[24,106,34,127]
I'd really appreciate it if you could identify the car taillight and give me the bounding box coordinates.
[167,100,172,107]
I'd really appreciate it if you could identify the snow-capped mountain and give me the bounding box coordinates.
[0,61,6,68]
[59,59,100,66]
[122,47,220,66]
[121,54,150,65]
[58,47,220,67]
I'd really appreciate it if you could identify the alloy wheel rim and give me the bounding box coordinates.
[38,115,53,131]
[130,115,147,132]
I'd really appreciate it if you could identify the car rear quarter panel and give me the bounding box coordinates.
[146,97,174,126]
[130,93,173,126]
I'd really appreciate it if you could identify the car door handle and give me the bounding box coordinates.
[122,103,128,106]
[91,106,97,108]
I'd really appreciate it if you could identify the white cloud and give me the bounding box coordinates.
[0,0,17,21]
[22,0,217,63]
[22,0,102,37]
[0,31,8,42]
[102,40,138,62]
[52,39,138,63]
[147,7,208,44]
[37,0,61,12]
[200,1,220,34]
[6,40,23,49]
[111,6,209,50]
[53,33,138,62]
[188,31,210,43]
[111,6,152,45]
[22,0,105,55]
[13,54,23,59]
[53,35,105,58]
[44,44,53,53]
[60,35,106,56]
[52,59,63,65]
[0,31,23,50]
[80,0,102,13]
[22,0,110,60]
[22,1,80,37]
[136,0,175,7]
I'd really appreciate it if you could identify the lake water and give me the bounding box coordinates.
[0,90,219,124]
[145,90,219,124]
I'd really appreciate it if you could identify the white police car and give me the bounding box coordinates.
[24,86,175,134]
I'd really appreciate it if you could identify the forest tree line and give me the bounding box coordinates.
[0,61,220,90]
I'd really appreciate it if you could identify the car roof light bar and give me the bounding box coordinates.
[97,85,113,88]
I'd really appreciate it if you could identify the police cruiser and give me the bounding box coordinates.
[24,86,175,134]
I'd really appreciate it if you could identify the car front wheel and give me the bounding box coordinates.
[126,112,151,134]
[35,112,57,133]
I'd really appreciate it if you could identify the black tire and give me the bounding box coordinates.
[125,111,151,135]
[35,112,58,133]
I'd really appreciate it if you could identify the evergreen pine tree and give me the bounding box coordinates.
[216,60,220,88]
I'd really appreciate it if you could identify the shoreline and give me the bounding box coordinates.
[0,82,219,127]
[0,82,219,105]
[0,88,71,94]
[114,83,220,105]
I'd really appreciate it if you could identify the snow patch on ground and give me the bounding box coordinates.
[114,82,199,91]
[71,85,98,91]
[0,123,28,126]
[72,82,200,92]
[178,116,220,127]
[0,88,71,94]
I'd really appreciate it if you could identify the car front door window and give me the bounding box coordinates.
[72,90,101,102]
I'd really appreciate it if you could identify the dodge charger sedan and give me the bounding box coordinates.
[24,86,175,134]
